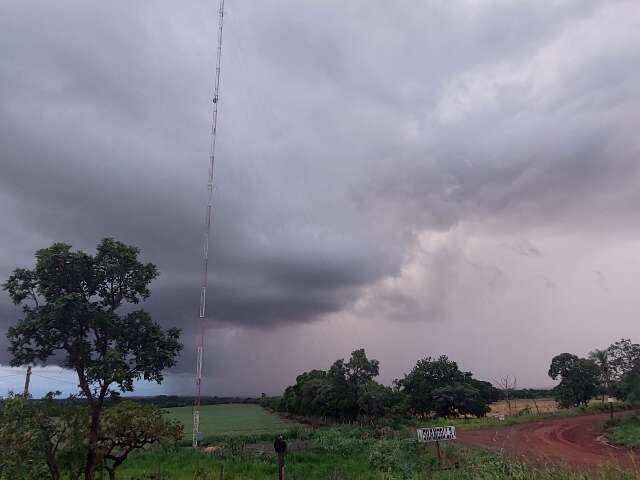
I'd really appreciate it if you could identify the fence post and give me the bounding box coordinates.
[278,452,285,480]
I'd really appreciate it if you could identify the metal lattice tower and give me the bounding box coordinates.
[193,0,226,449]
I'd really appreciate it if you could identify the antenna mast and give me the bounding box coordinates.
[193,0,226,449]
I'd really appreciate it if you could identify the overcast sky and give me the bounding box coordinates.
[1,0,640,397]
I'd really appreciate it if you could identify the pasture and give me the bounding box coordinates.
[488,398,613,417]
[488,398,559,416]
[167,404,300,438]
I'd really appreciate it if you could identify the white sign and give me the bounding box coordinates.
[416,426,456,442]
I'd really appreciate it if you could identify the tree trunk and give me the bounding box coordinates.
[107,467,116,480]
[47,461,61,480]
[85,406,101,480]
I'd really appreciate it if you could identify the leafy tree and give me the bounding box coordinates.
[432,383,490,418]
[280,349,384,420]
[99,401,183,480]
[606,339,640,382]
[345,348,380,390]
[280,351,493,420]
[3,239,182,480]
[280,369,327,415]
[397,355,466,416]
[548,353,580,379]
[622,365,640,404]
[589,348,613,402]
[357,382,391,418]
[548,353,600,407]
[465,377,502,404]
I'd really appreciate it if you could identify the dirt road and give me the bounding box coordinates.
[457,412,640,470]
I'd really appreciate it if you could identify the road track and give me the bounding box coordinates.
[457,412,640,470]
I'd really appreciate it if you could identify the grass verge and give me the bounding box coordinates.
[606,413,640,448]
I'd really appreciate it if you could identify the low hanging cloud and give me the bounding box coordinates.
[1,0,639,393]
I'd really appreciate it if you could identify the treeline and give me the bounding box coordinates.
[271,349,502,421]
[549,338,640,407]
[508,388,553,399]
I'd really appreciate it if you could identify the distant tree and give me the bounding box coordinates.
[548,353,600,408]
[465,378,502,404]
[280,349,385,420]
[397,355,466,416]
[606,339,640,382]
[357,382,392,418]
[492,375,518,416]
[551,353,588,378]
[432,383,490,418]
[345,348,380,390]
[3,239,182,480]
[589,348,613,402]
[99,402,183,480]
[280,369,327,415]
[621,364,640,404]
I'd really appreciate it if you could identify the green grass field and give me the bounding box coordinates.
[167,404,299,438]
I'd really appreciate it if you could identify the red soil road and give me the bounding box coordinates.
[457,412,640,470]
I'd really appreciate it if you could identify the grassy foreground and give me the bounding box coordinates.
[116,404,640,479]
[118,423,640,480]
[167,404,300,439]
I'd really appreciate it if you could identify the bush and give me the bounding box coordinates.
[312,427,369,456]
[368,438,429,478]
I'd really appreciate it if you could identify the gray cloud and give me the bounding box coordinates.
[1,0,639,392]
[503,240,542,258]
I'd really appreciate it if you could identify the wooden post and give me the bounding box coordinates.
[435,441,442,467]
[219,464,224,480]
[278,452,285,480]
[23,365,32,397]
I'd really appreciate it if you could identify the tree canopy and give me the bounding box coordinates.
[395,355,493,417]
[279,352,495,420]
[548,353,600,408]
[2,238,182,480]
[99,401,183,480]
[280,349,390,420]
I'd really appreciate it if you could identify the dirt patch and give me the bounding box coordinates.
[457,411,640,470]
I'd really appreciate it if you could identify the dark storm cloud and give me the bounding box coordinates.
[1,0,639,388]
[0,0,396,337]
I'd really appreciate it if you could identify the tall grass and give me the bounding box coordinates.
[606,414,640,448]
